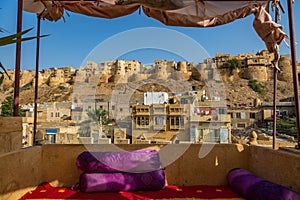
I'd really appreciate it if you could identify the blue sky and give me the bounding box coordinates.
[0,0,299,70]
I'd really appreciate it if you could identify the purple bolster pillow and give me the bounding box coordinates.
[227,168,300,200]
[79,170,166,192]
[76,150,161,173]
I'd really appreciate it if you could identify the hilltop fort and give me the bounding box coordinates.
[0,50,299,146]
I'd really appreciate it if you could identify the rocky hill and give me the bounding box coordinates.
[0,55,298,107]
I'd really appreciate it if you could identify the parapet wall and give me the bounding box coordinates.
[249,146,300,193]
[0,117,22,154]
[1,144,300,200]
[0,146,42,200]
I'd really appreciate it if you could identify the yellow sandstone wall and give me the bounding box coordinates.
[1,144,300,200]
[0,146,42,200]
[0,117,22,154]
[249,146,300,193]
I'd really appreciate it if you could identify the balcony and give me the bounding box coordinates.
[168,105,185,116]
[132,105,150,116]
[190,114,231,123]
[152,105,167,115]
[135,124,150,130]
[169,125,185,130]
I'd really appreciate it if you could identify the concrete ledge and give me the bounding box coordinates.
[0,146,42,200]
[249,146,300,193]
[0,117,22,154]
[1,144,300,199]
[41,144,249,187]
[279,146,300,155]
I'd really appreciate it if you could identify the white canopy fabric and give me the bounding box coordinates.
[23,0,287,57]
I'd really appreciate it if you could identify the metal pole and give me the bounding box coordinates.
[272,9,279,150]
[287,0,300,149]
[33,16,41,145]
[273,68,277,149]
[13,0,23,116]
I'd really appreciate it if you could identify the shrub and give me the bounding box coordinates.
[21,82,33,91]
[58,85,65,90]
[248,80,263,94]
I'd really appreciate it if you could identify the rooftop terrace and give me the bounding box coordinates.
[1,142,300,199]
[1,117,300,200]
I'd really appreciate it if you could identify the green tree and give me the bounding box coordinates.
[78,120,91,137]
[227,58,240,69]
[87,108,109,125]
[1,95,23,116]
[277,117,297,137]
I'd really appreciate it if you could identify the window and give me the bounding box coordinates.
[219,108,227,114]
[237,123,246,128]
[155,117,165,125]
[236,113,241,118]
[180,116,184,127]
[112,105,115,110]
[240,112,246,119]
[141,117,145,125]
[171,117,175,125]
[136,117,149,126]
[137,117,140,125]
[281,110,288,116]
[250,113,256,119]
[51,112,54,117]
[176,117,179,125]
[120,108,123,112]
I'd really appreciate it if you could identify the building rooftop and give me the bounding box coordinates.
[1,142,300,200]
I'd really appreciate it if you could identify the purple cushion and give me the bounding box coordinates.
[76,150,161,173]
[79,170,166,192]
[227,168,300,200]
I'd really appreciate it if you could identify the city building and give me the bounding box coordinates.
[131,92,231,144]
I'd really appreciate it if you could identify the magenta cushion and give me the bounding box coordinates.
[76,150,161,173]
[79,170,166,192]
[227,168,300,200]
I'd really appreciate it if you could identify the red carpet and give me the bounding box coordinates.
[20,182,244,200]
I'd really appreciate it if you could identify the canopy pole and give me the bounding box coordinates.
[13,0,23,116]
[272,7,279,150]
[272,65,277,149]
[287,0,300,149]
[33,16,41,145]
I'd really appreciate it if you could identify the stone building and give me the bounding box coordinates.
[190,101,231,143]
[131,92,231,144]
[131,103,190,144]
[48,67,76,87]
[228,108,262,130]
[214,50,274,82]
